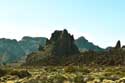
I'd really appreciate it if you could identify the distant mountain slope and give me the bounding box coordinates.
[75,36,104,52]
[0,38,25,63]
[19,36,47,55]
[0,37,47,64]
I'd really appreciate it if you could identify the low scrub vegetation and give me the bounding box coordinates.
[0,68,31,78]
[1,66,125,83]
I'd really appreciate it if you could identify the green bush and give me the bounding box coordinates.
[10,70,31,78]
[47,74,66,83]
[74,75,85,83]
[64,66,77,73]
[0,68,7,77]
[64,66,90,74]
[78,67,90,74]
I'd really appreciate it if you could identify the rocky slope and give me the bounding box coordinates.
[0,37,47,64]
[0,39,25,63]
[75,36,104,52]
[19,36,47,55]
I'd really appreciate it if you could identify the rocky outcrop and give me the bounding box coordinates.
[122,46,125,51]
[115,40,121,49]
[75,36,104,52]
[105,40,122,52]
[46,29,79,56]
[105,47,113,52]
[26,29,80,65]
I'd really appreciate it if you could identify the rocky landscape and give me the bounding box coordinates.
[0,29,125,83]
[0,30,104,64]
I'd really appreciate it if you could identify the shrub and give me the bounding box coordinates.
[64,66,77,73]
[47,74,66,83]
[64,66,90,74]
[74,75,85,83]
[10,70,31,78]
[78,67,90,74]
[0,68,7,77]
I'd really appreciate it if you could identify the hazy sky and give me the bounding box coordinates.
[0,0,125,48]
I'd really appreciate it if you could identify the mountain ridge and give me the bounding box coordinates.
[0,37,47,64]
[75,36,104,52]
[0,30,122,64]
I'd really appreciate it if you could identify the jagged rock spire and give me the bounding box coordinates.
[115,40,121,49]
[46,29,79,56]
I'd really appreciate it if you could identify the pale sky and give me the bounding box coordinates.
[0,0,125,48]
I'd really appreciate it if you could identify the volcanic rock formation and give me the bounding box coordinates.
[26,29,80,65]
[115,40,121,49]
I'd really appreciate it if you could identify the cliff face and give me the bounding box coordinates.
[26,29,80,65]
